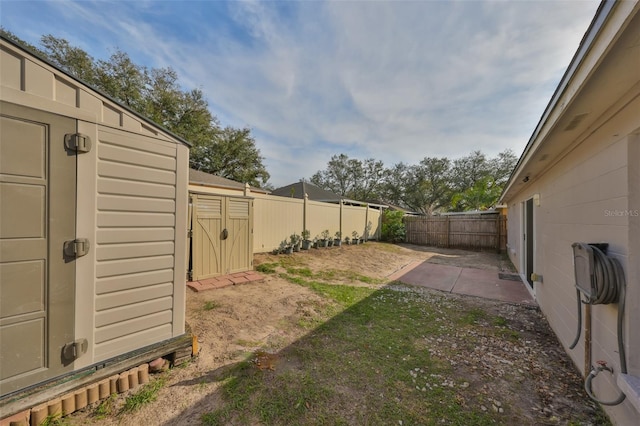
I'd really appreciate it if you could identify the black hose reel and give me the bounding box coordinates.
[570,242,627,405]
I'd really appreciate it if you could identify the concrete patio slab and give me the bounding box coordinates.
[392,261,536,306]
[391,262,462,292]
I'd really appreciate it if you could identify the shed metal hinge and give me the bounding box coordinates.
[187,229,193,238]
[64,133,92,153]
[64,238,90,258]
[62,338,88,361]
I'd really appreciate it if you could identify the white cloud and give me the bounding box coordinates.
[2,0,600,187]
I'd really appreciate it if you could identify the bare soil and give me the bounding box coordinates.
[68,243,606,425]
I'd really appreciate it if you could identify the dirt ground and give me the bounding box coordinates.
[69,243,604,425]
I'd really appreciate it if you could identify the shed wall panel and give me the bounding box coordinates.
[95,297,173,328]
[0,46,22,89]
[94,125,179,362]
[96,270,174,295]
[93,324,172,361]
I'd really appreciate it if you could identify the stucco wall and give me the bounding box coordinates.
[504,96,640,423]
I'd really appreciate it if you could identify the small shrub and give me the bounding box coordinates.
[381,210,406,242]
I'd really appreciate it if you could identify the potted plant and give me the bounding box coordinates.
[334,231,342,247]
[290,233,301,252]
[344,236,351,245]
[301,229,312,250]
[279,239,293,254]
[313,236,320,249]
[320,229,330,247]
[352,231,360,245]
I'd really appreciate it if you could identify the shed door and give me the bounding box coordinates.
[0,103,77,396]
[191,194,252,280]
[225,198,252,274]
[192,194,223,279]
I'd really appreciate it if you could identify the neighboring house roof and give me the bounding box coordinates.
[271,181,384,207]
[499,1,640,202]
[271,181,343,202]
[189,168,270,194]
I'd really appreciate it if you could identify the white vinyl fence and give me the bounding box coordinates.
[252,193,382,253]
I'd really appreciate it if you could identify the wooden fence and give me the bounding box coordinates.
[404,213,507,252]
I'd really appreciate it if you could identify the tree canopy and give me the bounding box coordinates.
[310,150,517,214]
[1,28,270,187]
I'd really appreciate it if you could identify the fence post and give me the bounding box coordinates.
[339,200,344,240]
[496,215,501,253]
[303,193,308,236]
[365,204,369,241]
[445,216,450,248]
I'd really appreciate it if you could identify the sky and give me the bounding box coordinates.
[1,0,601,187]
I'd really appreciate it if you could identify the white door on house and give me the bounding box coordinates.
[522,198,534,290]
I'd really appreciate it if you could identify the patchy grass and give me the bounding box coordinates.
[94,393,117,419]
[121,376,166,413]
[255,262,278,273]
[202,300,220,311]
[40,415,70,426]
[201,284,519,425]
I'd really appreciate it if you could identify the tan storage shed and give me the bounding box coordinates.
[0,36,189,404]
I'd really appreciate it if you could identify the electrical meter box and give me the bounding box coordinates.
[572,242,608,303]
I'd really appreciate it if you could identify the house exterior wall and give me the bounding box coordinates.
[504,95,640,424]
[0,39,188,375]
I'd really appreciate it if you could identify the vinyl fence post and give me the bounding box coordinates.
[304,193,308,237]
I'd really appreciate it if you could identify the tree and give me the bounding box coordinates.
[310,154,385,201]
[404,157,452,215]
[190,126,270,187]
[448,149,517,211]
[94,50,147,110]
[380,162,409,207]
[312,149,517,214]
[40,35,97,84]
[310,154,352,196]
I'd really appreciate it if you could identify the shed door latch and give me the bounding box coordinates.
[62,338,88,362]
[64,238,90,258]
[64,133,92,153]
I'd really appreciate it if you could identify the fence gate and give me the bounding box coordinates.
[190,194,253,281]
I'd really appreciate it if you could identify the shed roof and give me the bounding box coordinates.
[189,168,269,194]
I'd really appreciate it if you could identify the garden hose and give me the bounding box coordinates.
[569,244,627,405]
